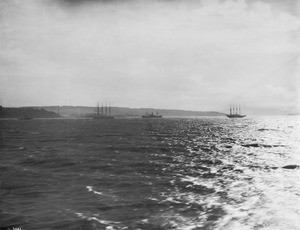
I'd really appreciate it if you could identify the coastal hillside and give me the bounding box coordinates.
[0,106,61,118]
[40,106,225,118]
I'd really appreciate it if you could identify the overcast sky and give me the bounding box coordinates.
[0,0,299,114]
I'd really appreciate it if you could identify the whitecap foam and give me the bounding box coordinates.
[180,176,222,192]
[86,186,103,195]
[75,212,120,229]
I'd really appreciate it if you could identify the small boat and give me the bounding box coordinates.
[226,105,246,118]
[142,112,162,119]
[93,103,114,119]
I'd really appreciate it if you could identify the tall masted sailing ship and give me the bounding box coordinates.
[226,105,246,118]
[93,103,114,119]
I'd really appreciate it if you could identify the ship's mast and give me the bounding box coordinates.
[97,103,100,117]
[109,103,111,116]
[230,105,232,115]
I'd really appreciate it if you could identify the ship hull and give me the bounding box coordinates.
[18,116,33,120]
[142,115,162,118]
[226,114,246,118]
[93,116,114,120]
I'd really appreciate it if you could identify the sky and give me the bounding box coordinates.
[0,0,299,114]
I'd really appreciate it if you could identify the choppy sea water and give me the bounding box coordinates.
[1,116,300,230]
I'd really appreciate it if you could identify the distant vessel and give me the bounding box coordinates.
[142,112,162,119]
[19,115,33,120]
[226,105,246,118]
[93,103,114,119]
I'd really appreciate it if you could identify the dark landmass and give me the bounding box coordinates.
[38,106,225,118]
[0,106,61,118]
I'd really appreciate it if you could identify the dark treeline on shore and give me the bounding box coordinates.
[0,106,61,119]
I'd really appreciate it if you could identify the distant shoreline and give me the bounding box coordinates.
[0,106,62,119]
[1,105,226,118]
[30,105,226,118]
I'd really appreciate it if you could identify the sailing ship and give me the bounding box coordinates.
[93,103,114,119]
[226,105,246,118]
[142,111,162,119]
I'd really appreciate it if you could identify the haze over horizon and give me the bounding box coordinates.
[1,0,299,115]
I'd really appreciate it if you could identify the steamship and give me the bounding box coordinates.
[142,111,162,118]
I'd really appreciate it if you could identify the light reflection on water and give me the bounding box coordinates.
[212,116,300,230]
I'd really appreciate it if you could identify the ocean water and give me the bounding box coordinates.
[1,116,300,230]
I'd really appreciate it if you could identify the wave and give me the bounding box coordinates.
[86,186,103,195]
[241,143,285,148]
[75,212,120,229]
